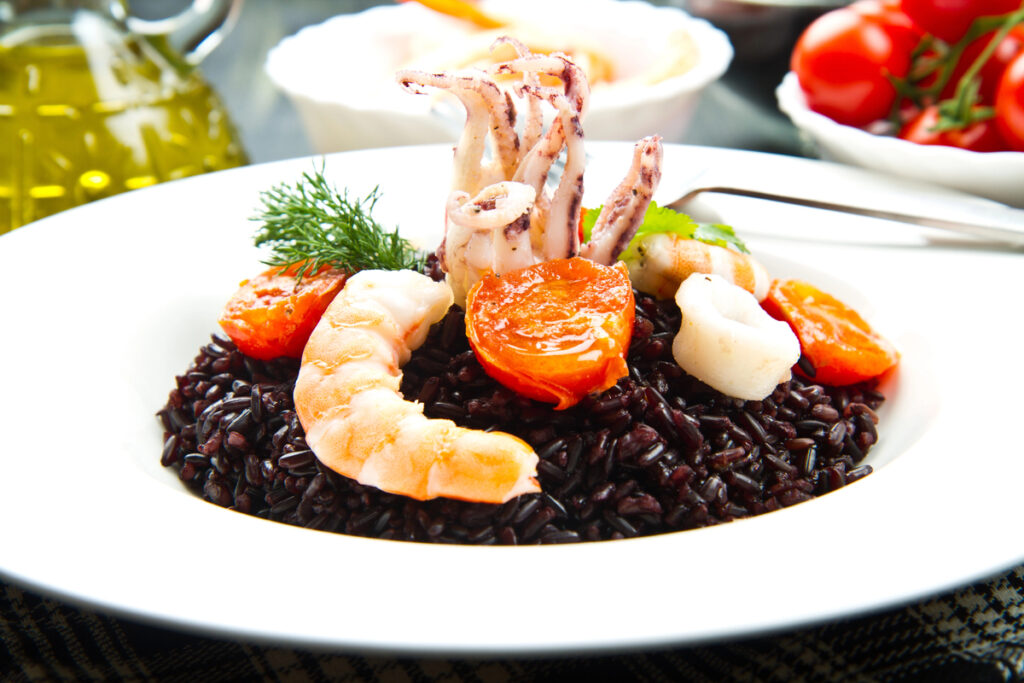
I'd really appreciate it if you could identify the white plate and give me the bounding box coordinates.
[1,143,1022,656]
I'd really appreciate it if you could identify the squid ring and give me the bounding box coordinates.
[672,273,800,401]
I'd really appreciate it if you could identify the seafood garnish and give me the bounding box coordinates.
[396,70,520,197]
[623,232,771,301]
[579,136,663,266]
[294,269,540,503]
[444,181,537,305]
[398,39,663,307]
[672,273,800,400]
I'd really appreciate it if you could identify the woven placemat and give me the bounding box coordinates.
[3,565,1022,682]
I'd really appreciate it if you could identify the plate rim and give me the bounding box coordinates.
[2,142,1022,655]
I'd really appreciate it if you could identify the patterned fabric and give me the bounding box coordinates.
[3,566,1023,682]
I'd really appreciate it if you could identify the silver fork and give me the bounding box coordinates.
[661,158,1024,248]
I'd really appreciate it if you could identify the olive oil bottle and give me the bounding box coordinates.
[0,1,247,234]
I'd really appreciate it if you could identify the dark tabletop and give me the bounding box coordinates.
[3,1,1023,681]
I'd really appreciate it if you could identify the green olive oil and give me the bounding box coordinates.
[0,22,247,233]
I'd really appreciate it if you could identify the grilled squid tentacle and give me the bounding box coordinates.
[494,37,545,164]
[582,136,663,265]
[512,116,564,242]
[498,53,590,261]
[396,71,519,195]
[400,42,667,311]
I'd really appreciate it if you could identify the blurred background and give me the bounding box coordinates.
[1,0,852,233]
[130,0,845,164]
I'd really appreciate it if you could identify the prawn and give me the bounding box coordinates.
[293,269,540,503]
[623,232,772,302]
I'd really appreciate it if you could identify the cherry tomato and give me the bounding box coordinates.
[791,7,915,127]
[465,258,634,410]
[898,104,1008,150]
[219,264,348,360]
[851,0,925,51]
[900,0,1022,44]
[578,207,588,244]
[762,279,899,386]
[940,25,1024,102]
[995,50,1024,149]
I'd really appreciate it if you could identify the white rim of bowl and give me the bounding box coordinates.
[265,1,734,111]
[776,71,1024,163]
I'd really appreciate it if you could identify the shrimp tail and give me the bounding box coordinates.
[624,232,771,301]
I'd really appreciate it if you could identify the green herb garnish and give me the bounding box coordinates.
[252,164,426,279]
[582,202,749,261]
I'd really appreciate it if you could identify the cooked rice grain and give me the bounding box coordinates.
[157,287,883,545]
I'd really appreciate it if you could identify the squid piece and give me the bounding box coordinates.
[581,136,663,265]
[400,40,664,308]
[444,181,537,305]
[672,273,800,401]
[496,52,590,261]
[396,70,520,195]
[399,59,581,302]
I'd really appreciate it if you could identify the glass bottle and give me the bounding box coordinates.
[0,0,248,233]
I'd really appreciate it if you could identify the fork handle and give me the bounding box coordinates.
[667,156,1024,248]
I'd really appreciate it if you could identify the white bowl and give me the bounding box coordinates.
[777,71,1024,208]
[266,0,733,153]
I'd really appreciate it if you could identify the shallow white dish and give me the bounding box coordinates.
[777,71,1024,208]
[265,0,732,153]
[1,143,1023,655]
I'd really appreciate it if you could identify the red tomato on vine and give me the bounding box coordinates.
[900,0,1023,44]
[851,0,925,50]
[791,6,916,127]
[898,104,1008,150]
[995,51,1024,149]
[940,25,1024,102]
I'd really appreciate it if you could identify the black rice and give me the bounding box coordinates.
[157,275,884,545]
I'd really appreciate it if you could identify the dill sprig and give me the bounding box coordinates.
[252,164,426,279]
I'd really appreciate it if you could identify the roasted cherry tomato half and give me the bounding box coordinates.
[763,279,899,386]
[465,257,634,410]
[219,264,348,360]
